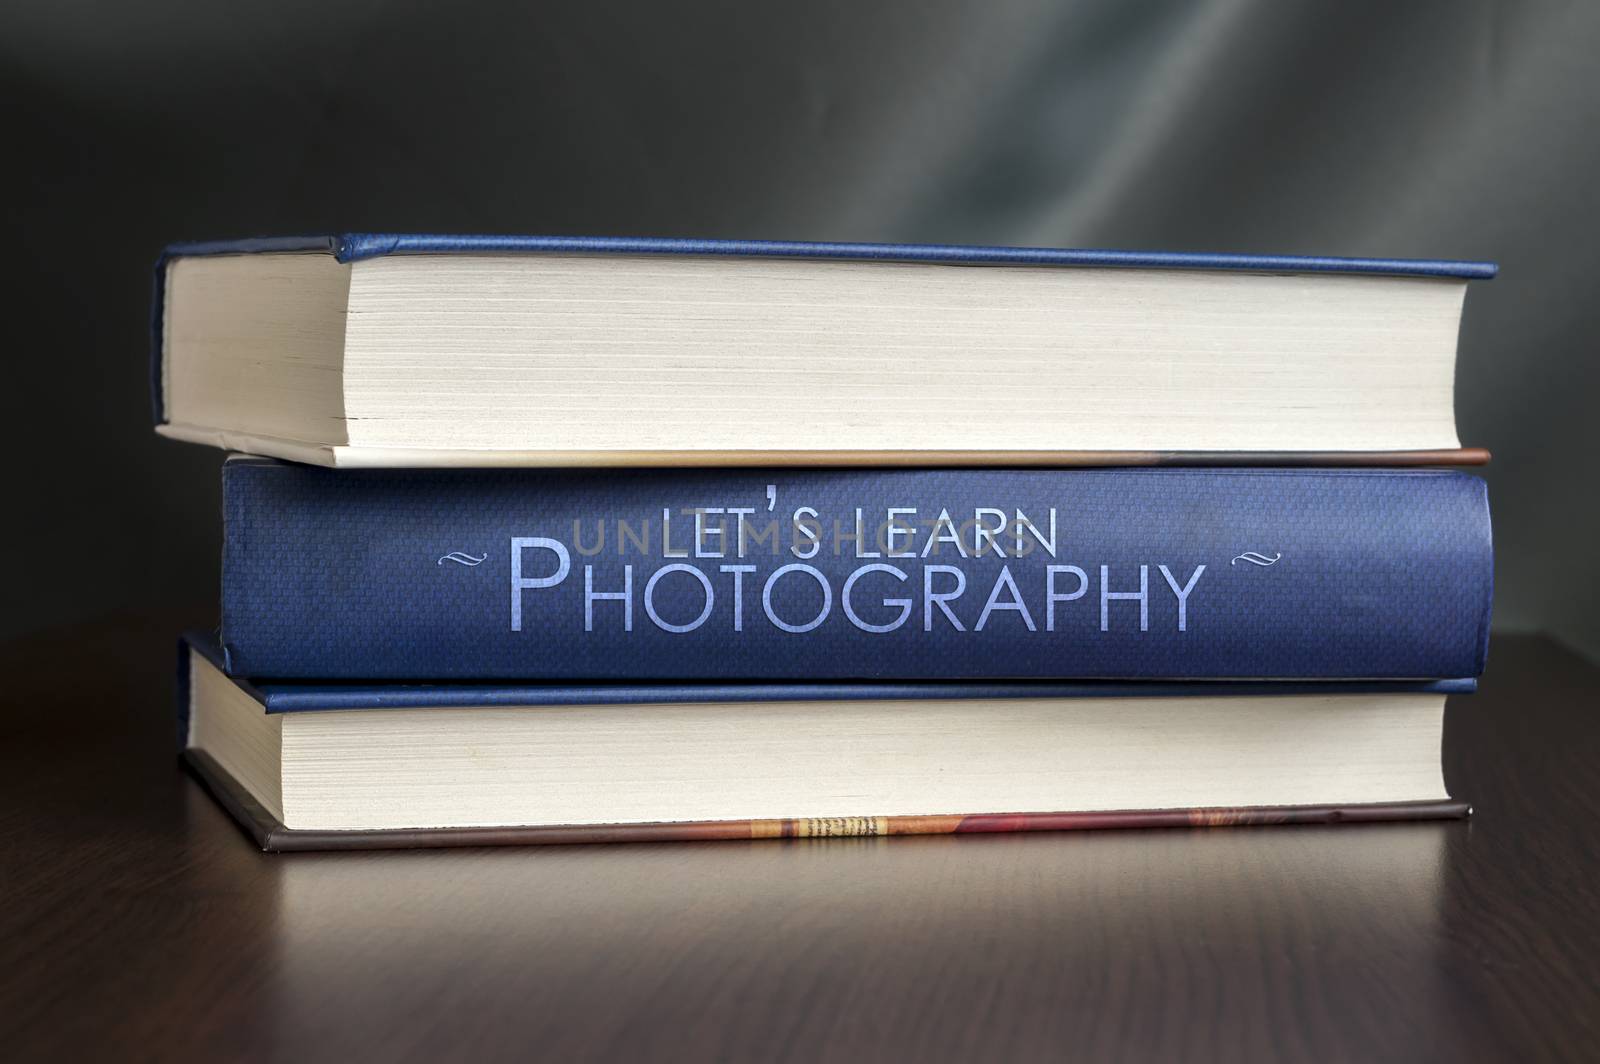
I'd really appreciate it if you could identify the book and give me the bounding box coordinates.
[152,234,1494,468]
[217,458,1493,681]
[178,635,1471,851]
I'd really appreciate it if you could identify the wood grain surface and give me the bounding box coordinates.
[2,616,1598,1062]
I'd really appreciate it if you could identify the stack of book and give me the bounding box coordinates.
[154,235,1494,850]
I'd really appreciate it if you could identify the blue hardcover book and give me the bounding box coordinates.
[153,234,1493,468]
[219,459,1492,681]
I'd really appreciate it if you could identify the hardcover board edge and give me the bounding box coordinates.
[160,234,1499,280]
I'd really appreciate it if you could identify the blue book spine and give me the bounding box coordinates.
[219,461,1492,681]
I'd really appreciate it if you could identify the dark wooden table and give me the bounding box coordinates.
[3,617,1599,1062]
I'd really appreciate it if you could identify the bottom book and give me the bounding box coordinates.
[178,635,1471,852]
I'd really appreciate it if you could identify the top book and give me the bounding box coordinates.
[152,234,1494,468]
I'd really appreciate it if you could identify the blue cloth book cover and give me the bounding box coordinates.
[217,460,1492,682]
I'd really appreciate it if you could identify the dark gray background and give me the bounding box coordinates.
[5,1,1596,660]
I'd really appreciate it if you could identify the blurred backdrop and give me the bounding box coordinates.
[5,0,1597,659]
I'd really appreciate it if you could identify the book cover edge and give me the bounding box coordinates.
[160,233,1499,278]
[180,634,1479,706]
